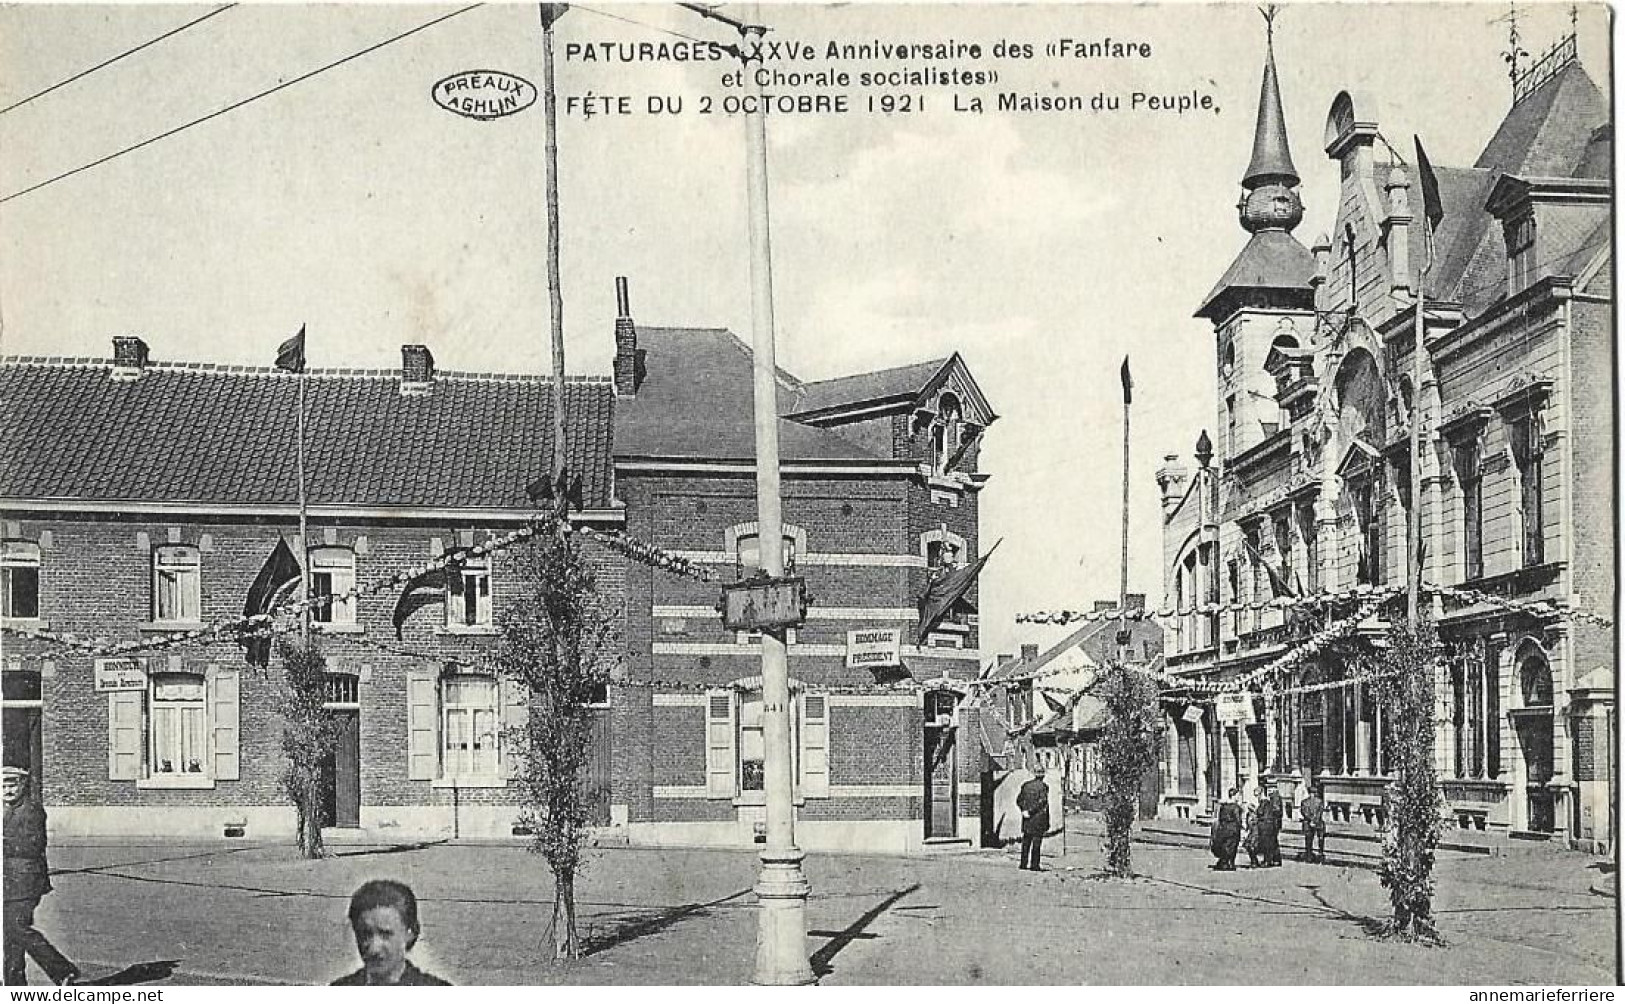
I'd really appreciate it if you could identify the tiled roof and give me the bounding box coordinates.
[1195,230,1317,318]
[1402,165,1499,301]
[0,360,616,510]
[789,357,951,416]
[613,327,886,461]
[1475,61,1608,177]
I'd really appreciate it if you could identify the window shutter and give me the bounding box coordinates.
[208,666,240,780]
[107,689,143,781]
[501,678,530,779]
[800,694,829,798]
[705,690,736,798]
[407,669,440,781]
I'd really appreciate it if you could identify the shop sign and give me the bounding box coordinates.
[94,658,147,692]
[1216,691,1256,724]
[846,628,901,669]
[720,575,808,632]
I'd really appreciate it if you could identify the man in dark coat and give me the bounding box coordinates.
[1015,763,1051,872]
[4,767,78,986]
[1300,784,1327,863]
[1210,787,1242,870]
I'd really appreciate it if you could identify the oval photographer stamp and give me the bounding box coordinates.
[433,69,537,120]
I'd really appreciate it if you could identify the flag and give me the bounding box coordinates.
[391,546,470,638]
[1242,536,1296,599]
[916,539,1000,642]
[241,538,302,666]
[1413,136,1445,266]
[275,326,306,373]
[1120,356,1133,405]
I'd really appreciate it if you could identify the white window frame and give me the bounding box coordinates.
[309,547,358,625]
[440,672,501,779]
[709,684,826,803]
[1,540,41,622]
[152,545,202,624]
[147,671,209,780]
[447,554,493,628]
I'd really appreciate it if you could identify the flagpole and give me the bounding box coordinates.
[1118,356,1131,663]
[297,357,311,643]
[1408,203,1430,627]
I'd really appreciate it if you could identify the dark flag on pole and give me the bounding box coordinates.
[916,539,1001,643]
[241,537,302,666]
[1414,136,1445,265]
[276,326,307,373]
[1120,356,1133,405]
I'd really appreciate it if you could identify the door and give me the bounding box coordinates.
[585,706,612,825]
[924,691,957,838]
[2,670,43,806]
[320,709,361,829]
[1517,714,1555,832]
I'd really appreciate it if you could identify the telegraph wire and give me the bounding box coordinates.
[572,5,714,46]
[0,4,484,207]
[0,5,238,118]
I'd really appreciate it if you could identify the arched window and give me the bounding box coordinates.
[727,522,805,579]
[1519,651,1553,708]
[931,393,964,474]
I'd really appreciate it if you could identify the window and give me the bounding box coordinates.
[1509,412,1545,566]
[705,687,827,799]
[441,673,500,777]
[309,547,356,624]
[1272,510,1294,590]
[736,534,797,579]
[1298,502,1319,594]
[1452,437,1484,581]
[148,672,207,776]
[1346,473,1384,586]
[1226,395,1238,457]
[447,554,491,627]
[1,541,40,620]
[926,538,962,571]
[153,545,201,623]
[1507,215,1536,294]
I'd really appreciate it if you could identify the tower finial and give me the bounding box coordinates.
[1240,4,1301,231]
[1259,4,1279,44]
[1499,0,1529,89]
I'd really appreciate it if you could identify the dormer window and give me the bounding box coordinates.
[930,394,964,474]
[1506,214,1536,294]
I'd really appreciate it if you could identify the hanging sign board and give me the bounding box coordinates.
[720,576,808,632]
[1181,703,1207,724]
[94,658,147,692]
[1216,691,1256,724]
[846,628,901,669]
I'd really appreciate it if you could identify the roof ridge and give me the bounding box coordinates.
[716,328,804,390]
[0,356,615,384]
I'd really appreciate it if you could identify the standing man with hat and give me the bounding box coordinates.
[4,767,78,985]
[1016,761,1052,872]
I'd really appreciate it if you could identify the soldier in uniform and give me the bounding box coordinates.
[1016,763,1052,872]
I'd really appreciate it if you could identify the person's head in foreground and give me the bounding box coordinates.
[3,765,28,807]
[346,879,434,985]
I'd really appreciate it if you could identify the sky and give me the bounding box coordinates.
[0,2,1611,657]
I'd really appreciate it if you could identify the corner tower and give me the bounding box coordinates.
[1196,9,1316,464]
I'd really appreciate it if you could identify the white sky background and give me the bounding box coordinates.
[0,2,1610,659]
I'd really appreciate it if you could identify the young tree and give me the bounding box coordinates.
[496,525,616,962]
[275,636,343,859]
[1096,659,1164,877]
[1373,616,1444,943]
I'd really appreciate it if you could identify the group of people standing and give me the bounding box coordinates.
[1209,780,1327,870]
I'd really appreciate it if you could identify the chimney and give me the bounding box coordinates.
[1383,166,1412,296]
[1020,643,1039,662]
[111,336,149,381]
[401,344,434,394]
[1093,600,1116,613]
[1126,593,1146,611]
[612,276,645,397]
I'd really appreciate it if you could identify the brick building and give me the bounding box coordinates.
[1154,25,1613,850]
[0,285,1000,853]
[607,280,999,852]
[0,340,622,840]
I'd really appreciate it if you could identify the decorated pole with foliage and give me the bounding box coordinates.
[496,525,616,962]
[1373,616,1444,942]
[1096,659,1163,877]
[276,636,343,859]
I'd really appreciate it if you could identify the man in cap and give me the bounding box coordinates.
[4,767,78,985]
[1015,761,1052,871]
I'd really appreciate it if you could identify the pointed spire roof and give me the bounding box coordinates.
[1244,36,1298,187]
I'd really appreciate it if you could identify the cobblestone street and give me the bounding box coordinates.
[28,818,1615,986]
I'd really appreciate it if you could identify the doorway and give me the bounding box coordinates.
[320,674,361,829]
[2,670,42,805]
[923,690,958,839]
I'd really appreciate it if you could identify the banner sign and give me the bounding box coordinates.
[720,576,808,632]
[1216,691,1256,724]
[846,628,901,669]
[94,658,147,692]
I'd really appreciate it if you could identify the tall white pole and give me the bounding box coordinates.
[540,3,567,490]
[742,4,812,985]
[297,363,310,643]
